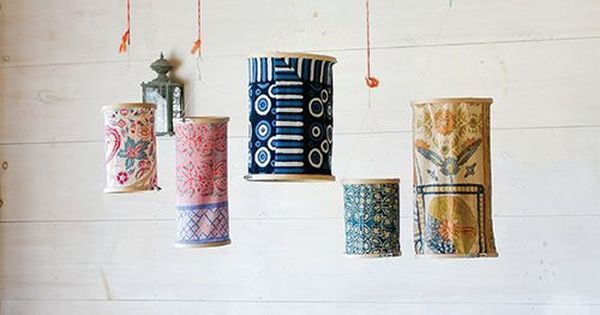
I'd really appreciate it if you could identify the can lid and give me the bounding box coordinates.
[175,116,230,123]
[341,178,400,185]
[248,51,337,63]
[410,97,493,107]
[102,103,157,112]
[245,174,335,182]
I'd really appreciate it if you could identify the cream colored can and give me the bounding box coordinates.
[102,103,158,193]
[411,98,498,258]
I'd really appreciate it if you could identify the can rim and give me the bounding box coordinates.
[103,186,157,194]
[344,252,402,259]
[410,97,493,106]
[415,252,499,259]
[247,51,337,63]
[176,116,230,123]
[102,103,156,112]
[341,178,400,184]
[245,174,336,182]
[174,239,231,249]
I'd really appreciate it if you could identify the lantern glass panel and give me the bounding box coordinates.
[143,86,168,134]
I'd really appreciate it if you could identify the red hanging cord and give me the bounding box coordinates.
[118,0,131,53]
[191,0,202,55]
[365,0,379,88]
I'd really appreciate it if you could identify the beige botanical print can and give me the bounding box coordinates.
[411,98,498,258]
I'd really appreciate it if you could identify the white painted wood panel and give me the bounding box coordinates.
[1,0,599,67]
[1,0,599,313]
[2,301,599,315]
[0,217,599,304]
[0,128,597,221]
[1,39,600,144]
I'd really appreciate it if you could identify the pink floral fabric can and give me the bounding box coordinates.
[102,103,158,193]
[175,117,231,248]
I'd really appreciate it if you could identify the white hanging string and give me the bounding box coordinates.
[342,87,397,179]
[415,7,451,99]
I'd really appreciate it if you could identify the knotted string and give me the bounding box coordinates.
[191,0,202,55]
[118,0,131,53]
[364,0,379,88]
[342,0,398,177]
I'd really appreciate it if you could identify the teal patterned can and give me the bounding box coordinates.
[342,179,401,257]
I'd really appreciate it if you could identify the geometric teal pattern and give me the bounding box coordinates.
[343,182,401,257]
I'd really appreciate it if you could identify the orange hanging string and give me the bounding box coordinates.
[190,0,202,55]
[364,0,379,88]
[118,0,131,53]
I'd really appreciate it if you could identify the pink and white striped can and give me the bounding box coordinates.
[175,117,230,248]
[102,103,158,193]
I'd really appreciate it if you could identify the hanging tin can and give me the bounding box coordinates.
[175,117,231,248]
[102,103,158,193]
[411,98,498,258]
[246,52,337,182]
[342,179,401,258]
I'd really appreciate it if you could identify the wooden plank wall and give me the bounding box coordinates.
[0,0,599,314]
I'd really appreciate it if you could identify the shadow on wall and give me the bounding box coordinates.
[165,54,191,112]
[143,52,190,113]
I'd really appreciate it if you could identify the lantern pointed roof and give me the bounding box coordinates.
[149,53,173,81]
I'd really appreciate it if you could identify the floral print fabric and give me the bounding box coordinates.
[175,118,230,247]
[412,99,498,257]
[103,104,157,192]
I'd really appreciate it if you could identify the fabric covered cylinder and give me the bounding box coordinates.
[342,179,401,258]
[246,52,337,182]
[102,103,158,193]
[411,98,498,258]
[175,117,230,248]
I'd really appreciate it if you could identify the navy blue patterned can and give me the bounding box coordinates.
[342,179,401,258]
[246,52,337,182]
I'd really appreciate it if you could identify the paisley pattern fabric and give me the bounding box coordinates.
[343,181,401,257]
[412,99,498,257]
[102,103,158,193]
[247,53,336,180]
[175,118,230,247]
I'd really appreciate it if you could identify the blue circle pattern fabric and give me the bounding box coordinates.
[247,56,335,176]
